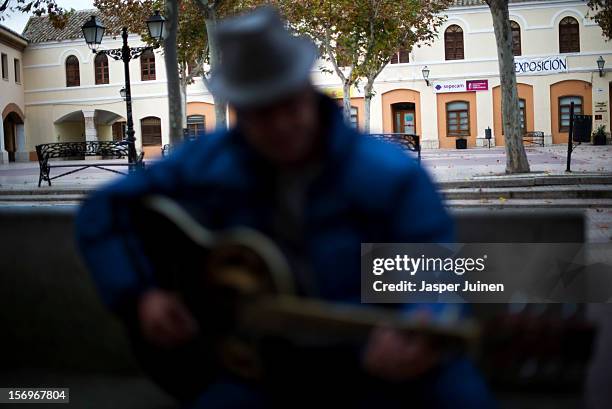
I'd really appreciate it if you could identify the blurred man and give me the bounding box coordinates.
[76,7,494,409]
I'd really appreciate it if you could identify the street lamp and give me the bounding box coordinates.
[146,10,166,41]
[422,66,430,86]
[82,12,165,167]
[597,56,605,77]
[82,16,105,52]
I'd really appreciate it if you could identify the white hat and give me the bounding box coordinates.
[208,7,318,108]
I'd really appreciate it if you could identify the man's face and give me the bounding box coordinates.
[237,86,320,166]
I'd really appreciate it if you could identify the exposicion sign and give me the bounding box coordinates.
[514,55,568,76]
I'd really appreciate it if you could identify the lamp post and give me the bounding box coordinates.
[597,56,605,77]
[82,12,165,167]
[422,66,430,86]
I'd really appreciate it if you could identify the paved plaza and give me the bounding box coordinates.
[0,144,610,188]
[422,144,612,182]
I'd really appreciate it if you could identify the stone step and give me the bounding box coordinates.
[0,202,81,207]
[0,187,92,195]
[442,185,612,200]
[0,194,84,202]
[445,198,612,209]
[437,173,612,189]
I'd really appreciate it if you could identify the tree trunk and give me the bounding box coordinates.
[488,0,530,173]
[363,78,374,134]
[342,80,352,125]
[204,8,228,130]
[164,0,184,146]
[180,79,187,131]
[179,64,188,131]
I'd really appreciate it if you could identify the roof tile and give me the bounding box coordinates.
[22,10,123,44]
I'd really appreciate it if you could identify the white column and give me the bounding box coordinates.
[0,119,7,164]
[15,124,28,162]
[476,90,493,147]
[592,76,610,133]
[420,87,439,149]
[369,91,384,134]
[82,110,98,142]
[534,80,552,144]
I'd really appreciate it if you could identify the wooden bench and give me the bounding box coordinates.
[36,141,145,187]
[370,133,421,162]
[522,131,545,147]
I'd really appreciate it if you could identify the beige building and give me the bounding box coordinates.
[0,24,27,163]
[315,0,611,149]
[1,0,611,162]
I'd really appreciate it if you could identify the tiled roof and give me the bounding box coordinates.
[22,9,123,44]
[0,23,28,50]
[0,23,28,42]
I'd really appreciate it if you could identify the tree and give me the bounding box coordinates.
[164,0,184,145]
[587,0,612,40]
[278,0,450,131]
[354,0,451,133]
[486,0,530,173]
[276,0,363,124]
[95,0,262,137]
[0,0,70,28]
[193,0,230,132]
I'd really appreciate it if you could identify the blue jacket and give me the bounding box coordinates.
[76,96,453,313]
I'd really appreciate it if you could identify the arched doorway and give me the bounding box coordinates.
[2,104,25,162]
[54,110,126,143]
[381,89,422,135]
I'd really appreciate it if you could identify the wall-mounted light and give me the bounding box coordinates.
[597,56,605,77]
[422,66,430,86]
[119,87,126,100]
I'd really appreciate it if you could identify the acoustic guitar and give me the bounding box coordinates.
[128,195,479,400]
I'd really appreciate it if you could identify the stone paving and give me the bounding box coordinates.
[0,145,610,188]
[421,144,612,182]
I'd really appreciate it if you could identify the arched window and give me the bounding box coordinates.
[559,96,583,132]
[65,55,80,87]
[141,116,162,146]
[446,101,470,136]
[559,16,580,53]
[140,49,156,81]
[94,53,109,85]
[510,21,521,56]
[444,25,464,61]
[187,115,206,138]
[390,48,410,64]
